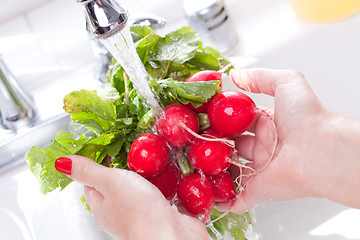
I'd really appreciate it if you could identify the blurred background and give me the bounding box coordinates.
[1,0,360,118]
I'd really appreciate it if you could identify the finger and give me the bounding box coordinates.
[84,185,104,209]
[84,186,106,230]
[232,134,255,161]
[230,68,308,97]
[245,106,274,134]
[84,186,104,216]
[220,190,257,214]
[55,155,113,193]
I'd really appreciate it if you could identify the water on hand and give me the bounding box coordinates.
[99,26,161,111]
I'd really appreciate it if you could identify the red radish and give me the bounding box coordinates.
[186,70,223,84]
[185,70,223,113]
[127,133,169,178]
[186,101,210,114]
[187,133,232,175]
[200,126,222,136]
[208,171,236,202]
[177,173,215,220]
[149,164,181,200]
[207,91,256,137]
[155,104,199,148]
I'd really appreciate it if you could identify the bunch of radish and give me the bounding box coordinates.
[127,68,262,223]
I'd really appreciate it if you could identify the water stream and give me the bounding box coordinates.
[99,26,161,111]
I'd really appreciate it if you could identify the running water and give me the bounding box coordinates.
[99,26,161,111]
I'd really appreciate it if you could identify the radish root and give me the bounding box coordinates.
[219,63,233,74]
[179,122,235,148]
[205,199,236,227]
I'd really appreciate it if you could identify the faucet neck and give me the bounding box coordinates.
[78,0,128,39]
[0,56,37,130]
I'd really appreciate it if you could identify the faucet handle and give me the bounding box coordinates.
[0,55,37,130]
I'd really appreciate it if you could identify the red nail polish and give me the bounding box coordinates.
[55,157,72,175]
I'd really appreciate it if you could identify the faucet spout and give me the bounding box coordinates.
[78,0,129,39]
[0,55,37,130]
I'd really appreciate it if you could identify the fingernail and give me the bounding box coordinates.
[55,157,72,175]
[230,69,251,92]
[230,69,242,86]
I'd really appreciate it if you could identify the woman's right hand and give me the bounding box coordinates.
[221,68,360,213]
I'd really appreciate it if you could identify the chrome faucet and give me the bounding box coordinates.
[0,55,37,131]
[78,0,129,39]
[78,0,166,83]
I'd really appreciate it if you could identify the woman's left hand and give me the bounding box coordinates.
[55,155,208,240]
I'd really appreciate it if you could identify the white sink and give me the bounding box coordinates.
[0,164,113,240]
[0,115,112,240]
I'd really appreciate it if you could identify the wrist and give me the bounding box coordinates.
[305,109,360,208]
[124,207,208,240]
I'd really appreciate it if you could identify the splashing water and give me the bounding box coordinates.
[99,26,161,111]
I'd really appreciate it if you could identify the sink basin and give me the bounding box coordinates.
[0,114,112,240]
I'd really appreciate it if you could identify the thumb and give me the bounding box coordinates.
[55,155,112,192]
[230,68,311,97]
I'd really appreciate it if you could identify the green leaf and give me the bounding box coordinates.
[70,112,114,136]
[80,194,92,214]
[25,131,125,194]
[131,25,155,43]
[207,209,252,240]
[110,148,129,169]
[149,26,200,65]
[187,49,221,70]
[167,62,191,81]
[128,89,149,119]
[137,109,156,131]
[200,45,233,73]
[131,25,160,64]
[109,63,125,94]
[25,132,86,194]
[64,90,117,122]
[76,131,125,163]
[153,79,221,107]
[101,83,121,103]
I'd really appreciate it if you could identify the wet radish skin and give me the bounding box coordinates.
[155,104,199,148]
[127,133,169,178]
[188,133,232,175]
[149,164,181,200]
[208,171,236,202]
[177,173,215,215]
[186,70,222,84]
[207,91,256,137]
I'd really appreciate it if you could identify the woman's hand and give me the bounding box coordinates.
[55,155,208,240]
[222,68,360,213]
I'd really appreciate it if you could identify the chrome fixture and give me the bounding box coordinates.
[0,55,37,131]
[77,0,129,39]
[130,13,166,30]
[183,0,239,54]
[78,0,166,83]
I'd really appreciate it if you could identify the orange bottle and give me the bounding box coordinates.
[290,0,360,23]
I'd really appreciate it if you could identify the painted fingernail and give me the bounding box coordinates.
[55,157,72,175]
